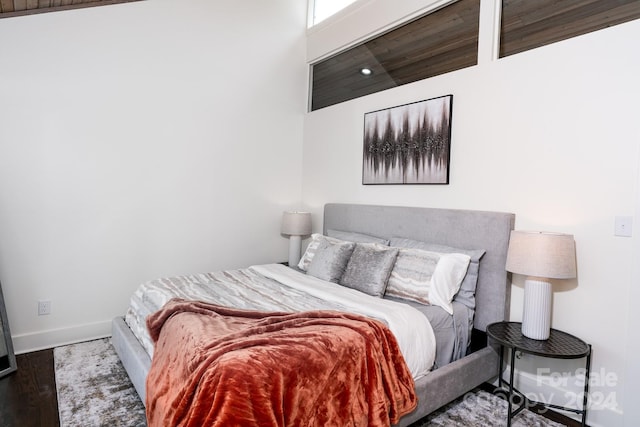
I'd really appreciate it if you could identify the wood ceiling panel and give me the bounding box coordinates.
[0,0,14,13]
[0,0,142,18]
[500,0,640,57]
[311,0,480,111]
[13,0,27,11]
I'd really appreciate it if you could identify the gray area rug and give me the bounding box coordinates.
[54,338,146,426]
[54,338,566,426]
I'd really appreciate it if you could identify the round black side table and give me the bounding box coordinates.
[486,321,592,427]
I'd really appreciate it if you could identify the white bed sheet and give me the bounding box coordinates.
[253,264,436,378]
[124,263,436,379]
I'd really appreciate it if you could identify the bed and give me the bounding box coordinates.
[111,203,515,426]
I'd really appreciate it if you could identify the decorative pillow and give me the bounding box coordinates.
[306,238,355,283]
[386,247,470,314]
[339,243,399,297]
[298,234,345,271]
[326,229,390,245]
[389,237,486,311]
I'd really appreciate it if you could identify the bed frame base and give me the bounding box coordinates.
[395,345,499,426]
[112,316,150,405]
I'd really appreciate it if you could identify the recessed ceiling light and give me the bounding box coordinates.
[360,68,372,76]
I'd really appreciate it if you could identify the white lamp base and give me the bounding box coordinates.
[522,278,552,340]
[288,235,302,267]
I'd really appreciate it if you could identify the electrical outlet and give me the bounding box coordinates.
[38,300,51,316]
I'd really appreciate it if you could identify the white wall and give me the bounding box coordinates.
[0,0,307,353]
[302,1,640,426]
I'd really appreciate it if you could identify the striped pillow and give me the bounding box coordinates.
[389,237,485,311]
[386,248,470,314]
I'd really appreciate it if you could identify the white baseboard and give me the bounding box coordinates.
[12,320,112,354]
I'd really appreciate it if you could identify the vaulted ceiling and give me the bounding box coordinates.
[0,0,142,19]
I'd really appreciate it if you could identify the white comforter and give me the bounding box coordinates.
[125,263,436,379]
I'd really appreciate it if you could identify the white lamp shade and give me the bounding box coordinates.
[281,211,312,236]
[505,231,576,279]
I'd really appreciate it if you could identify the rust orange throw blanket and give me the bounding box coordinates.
[146,298,417,427]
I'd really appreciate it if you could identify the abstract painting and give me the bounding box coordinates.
[363,95,453,184]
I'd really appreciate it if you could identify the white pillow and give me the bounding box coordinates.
[386,248,470,314]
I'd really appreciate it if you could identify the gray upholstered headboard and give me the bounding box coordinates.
[323,203,515,332]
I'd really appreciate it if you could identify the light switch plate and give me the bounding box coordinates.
[614,216,633,237]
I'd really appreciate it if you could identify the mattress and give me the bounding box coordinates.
[125,263,471,378]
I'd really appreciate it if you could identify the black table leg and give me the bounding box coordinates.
[498,344,505,389]
[582,345,592,427]
[507,348,516,427]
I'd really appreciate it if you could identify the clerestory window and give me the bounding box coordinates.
[309,0,358,27]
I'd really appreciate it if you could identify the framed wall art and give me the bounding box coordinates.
[362,94,453,184]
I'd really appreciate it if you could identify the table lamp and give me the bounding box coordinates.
[505,230,577,340]
[281,211,312,267]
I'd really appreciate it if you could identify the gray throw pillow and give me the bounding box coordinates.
[340,243,399,297]
[390,237,486,310]
[306,239,356,283]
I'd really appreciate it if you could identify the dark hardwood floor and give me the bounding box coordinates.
[0,348,581,427]
[0,349,59,427]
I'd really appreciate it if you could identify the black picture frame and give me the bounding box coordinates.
[362,94,453,185]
